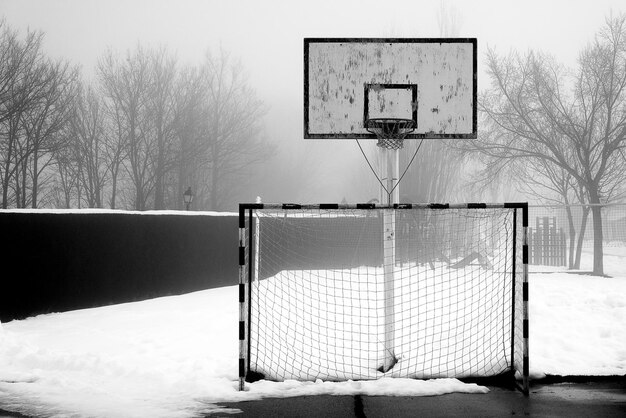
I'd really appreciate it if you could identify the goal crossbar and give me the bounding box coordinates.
[238,203,529,394]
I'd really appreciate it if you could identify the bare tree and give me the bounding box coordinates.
[68,83,110,207]
[97,54,128,209]
[146,47,180,209]
[0,21,43,126]
[504,158,590,269]
[171,65,209,209]
[0,22,77,208]
[196,49,273,211]
[21,59,78,208]
[97,46,187,210]
[399,141,465,203]
[98,46,154,210]
[50,124,83,209]
[0,23,45,207]
[463,14,626,275]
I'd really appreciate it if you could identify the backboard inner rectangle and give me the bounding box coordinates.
[364,84,418,124]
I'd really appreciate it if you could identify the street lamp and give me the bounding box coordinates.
[183,187,193,211]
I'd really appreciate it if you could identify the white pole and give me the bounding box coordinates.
[393,148,400,204]
[379,147,388,205]
[381,146,397,372]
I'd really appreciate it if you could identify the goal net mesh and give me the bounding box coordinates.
[242,207,524,382]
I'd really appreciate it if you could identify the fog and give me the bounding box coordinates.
[1,0,624,205]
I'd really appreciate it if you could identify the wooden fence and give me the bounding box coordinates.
[528,216,567,266]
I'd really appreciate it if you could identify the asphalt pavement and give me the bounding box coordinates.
[0,378,624,417]
[216,378,626,417]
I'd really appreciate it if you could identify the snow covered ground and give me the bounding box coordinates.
[1,249,625,417]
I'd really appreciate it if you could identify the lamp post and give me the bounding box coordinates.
[183,187,193,211]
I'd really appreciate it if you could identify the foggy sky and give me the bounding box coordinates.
[1,0,624,203]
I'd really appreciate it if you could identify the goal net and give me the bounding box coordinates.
[238,203,528,392]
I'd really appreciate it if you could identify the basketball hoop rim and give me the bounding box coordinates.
[364,118,416,149]
[364,118,416,131]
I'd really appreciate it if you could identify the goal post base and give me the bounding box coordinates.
[460,369,529,395]
[515,381,530,396]
[244,370,266,384]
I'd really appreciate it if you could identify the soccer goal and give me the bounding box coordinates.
[238,203,528,393]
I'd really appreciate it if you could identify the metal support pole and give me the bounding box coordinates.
[392,148,400,204]
[523,222,530,394]
[238,214,247,391]
[379,147,388,204]
[381,146,398,372]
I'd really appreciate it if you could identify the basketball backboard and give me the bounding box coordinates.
[304,38,477,139]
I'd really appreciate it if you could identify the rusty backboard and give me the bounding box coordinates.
[304,38,477,140]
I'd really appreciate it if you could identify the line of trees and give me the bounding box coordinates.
[462,14,626,275]
[0,20,273,211]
